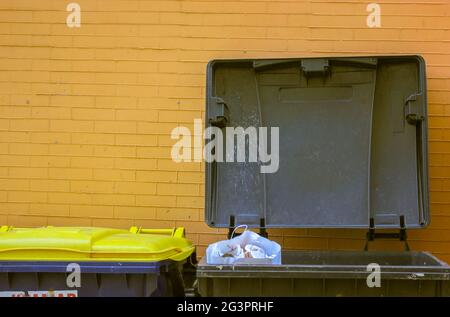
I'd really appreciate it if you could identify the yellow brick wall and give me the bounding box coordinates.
[1,0,450,261]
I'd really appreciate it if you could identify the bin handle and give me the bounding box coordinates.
[129,227,186,238]
[0,226,11,232]
[230,224,248,239]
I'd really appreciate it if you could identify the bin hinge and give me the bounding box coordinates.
[208,97,229,128]
[227,215,268,239]
[0,225,11,232]
[364,215,410,251]
[405,93,424,125]
[301,59,329,77]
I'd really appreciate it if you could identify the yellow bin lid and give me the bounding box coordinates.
[0,226,195,262]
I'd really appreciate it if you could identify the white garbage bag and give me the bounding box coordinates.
[206,228,281,265]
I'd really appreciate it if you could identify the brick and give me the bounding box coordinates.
[115,158,157,170]
[49,144,95,156]
[0,168,8,178]
[116,61,158,73]
[157,183,199,196]
[94,121,137,134]
[0,106,31,118]
[114,206,156,219]
[177,171,204,184]
[158,62,204,75]
[32,107,71,119]
[70,205,113,218]
[29,203,70,217]
[182,221,218,234]
[0,179,30,190]
[7,215,47,227]
[72,133,115,145]
[8,191,47,203]
[136,170,177,183]
[10,119,48,132]
[0,202,29,215]
[51,96,95,108]
[0,191,7,202]
[0,155,30,167]
[71,156,114,169]
[137,146,171,159]
[30,132,71,144]
[31,83,71,95]
[0,120,10,131]
[9,143,48,155]
[158,110,201,123]
[176,196,203,208]
[9,167,48,179]
[71,60,116,73]
[71,180,115,194]
[93,169,135,182]
[198,233,224,246]
[115,182,156,195]
[162,133,200,153]
[306,229,365,239]
[0,143,8,154]
[95,96,137,109]
[50,120,94,133]
[48,168,92,180]
[284,237,328,250]
[116,84,159,98]
[158,87,202,99]
[0,131,30,143]
[92,218,134,229]
[116,134,158,146]
[49,192,91,205]
[30,180,69,192]
[47,216,91,227]
[50,72,95,84]
[91,194,135,206]
[156,207,199,221]
[136,195,176,207]
[29,156,71,168]
[132,219,175,229]
[137,122,177,135]
[328,238,365,251]
[72,108,115,121]
[157,159,200,172]
[116,110,158,121]
[409,229,450,242]
[94,145,136,158]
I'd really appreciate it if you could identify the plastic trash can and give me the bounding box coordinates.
[198,55,450,297]
[0,226,195,297]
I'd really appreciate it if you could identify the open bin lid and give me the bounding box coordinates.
[205,56,429,229]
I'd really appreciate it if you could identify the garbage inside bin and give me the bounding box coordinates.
[206,228,281,265]
[0,226,195,297]
[198,55,450,297]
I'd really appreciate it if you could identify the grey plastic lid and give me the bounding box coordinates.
[205,56,429,229]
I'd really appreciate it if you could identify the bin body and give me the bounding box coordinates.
[197,251,450,297]
[0,226,194,297]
